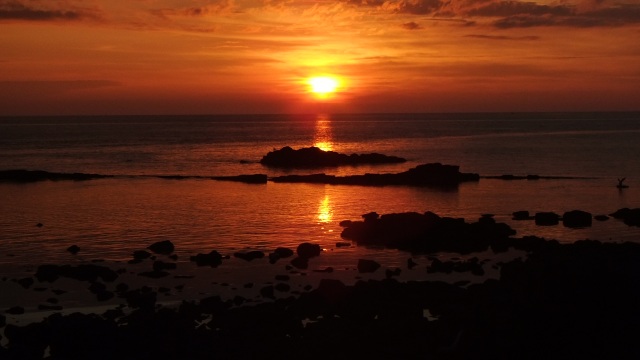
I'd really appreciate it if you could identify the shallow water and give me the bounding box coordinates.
[1,112,639,277]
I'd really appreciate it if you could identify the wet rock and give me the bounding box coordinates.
[211,174,268,184]
[535,212,560,226]
[610,208,640,226]
[336,242,351,247]
[190,250,223,267]
[313,267,334,273]
[512,210,532,220]
[562,210,592,228]
[6,306,25,315]
[594,214,609,221]
[297,242,321,259]
[341,211,515,254]
[268,247,294,263]
[357,259,381,273]
[234,250,265,261]
[67,245,80,255]
[148,240,175,255]
[132,250,152,261]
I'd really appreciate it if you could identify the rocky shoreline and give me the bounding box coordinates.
[2,209,640,359]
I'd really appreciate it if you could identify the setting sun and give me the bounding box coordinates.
[307,76,340,97]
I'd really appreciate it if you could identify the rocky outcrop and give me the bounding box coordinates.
[0,169,111,182]
[271,163,479,188]
[340,211,515,254]
[260,146,406,168]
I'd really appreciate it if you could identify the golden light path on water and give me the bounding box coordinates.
[313,114,333,151]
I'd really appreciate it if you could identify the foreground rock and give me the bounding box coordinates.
[611,207,640,226]
[260,146,406,168]
[340,211,515,254]
[271,163,479,188]
[5,240,640,359]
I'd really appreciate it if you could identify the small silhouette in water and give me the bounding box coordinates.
[617,178,629,189]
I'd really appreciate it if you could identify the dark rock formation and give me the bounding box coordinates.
[296,243,321,258]
[233,250,265,261]
[189,250,223,267]
[512,210,533,220]
[271,163,479,188]
[268,247,294,263]
[427,257,485,276]
[148,240,175,255]
[66,245,80,255]
[562,210,592,228]
[611,208,640,226]
[357,259,381,273]
[534,212,560,226]
[0,169,111,183]
[211,174,267,184]
[340,211,515,254]
[260,146,406,168]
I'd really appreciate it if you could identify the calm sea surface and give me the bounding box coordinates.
[1,113,639,277]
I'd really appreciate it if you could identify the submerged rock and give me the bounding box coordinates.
[190,250,224,267]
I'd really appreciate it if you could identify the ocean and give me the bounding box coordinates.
[1,112,639,279]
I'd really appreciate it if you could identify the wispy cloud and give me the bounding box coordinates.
[0,1,99,21]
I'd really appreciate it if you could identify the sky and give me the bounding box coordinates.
[1,0,639,115]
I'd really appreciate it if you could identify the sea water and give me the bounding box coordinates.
[1,112,639,276]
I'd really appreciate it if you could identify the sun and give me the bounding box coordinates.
[307,76,340,98]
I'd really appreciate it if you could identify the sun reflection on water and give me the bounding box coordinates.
[317,194,333,223]
[313,114,334,151]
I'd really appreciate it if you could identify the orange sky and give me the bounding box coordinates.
[1,0,639,115]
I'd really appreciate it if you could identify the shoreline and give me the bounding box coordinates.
[2,210,640,358]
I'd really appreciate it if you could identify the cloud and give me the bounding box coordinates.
[401,21,422,29]
[0,1,97,21]
[465,34,540,40]
[0,80,119,92]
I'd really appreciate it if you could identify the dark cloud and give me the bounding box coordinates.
[465,34,539,40]
[402,21,422,29]
[468,1,572,17]
[492,3,640,28]
[0,1,88,21]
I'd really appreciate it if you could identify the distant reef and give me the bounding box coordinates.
[260,146,406,168]
[0,169,111,183]
[271,163,479,188]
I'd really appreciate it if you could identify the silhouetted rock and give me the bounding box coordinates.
[132,250,152,261]
[148,240,175,255]
[17,277,34,289]
[610,208,640,226]
[427,257,484,275]
[190,250,223,267]
[260,285,275,299]
[233,250,265,261]
[268,247,294,263]
[535,212,560,226]
[341,211,515,254]
[0,169,111,182]
[0,313,6,327]
[153,260,177,272]
[260,146,406,168]
[211,174,268,184]
[562,210,592,228]
[271,162,479,188]
[512,210,532,220]
[336,242,351,247]
[124,288,156,309]
[5,306,24,315]
[357,259,381,273]
[296,242,321,259]
[594,214,609,221]
[67,245,80,255]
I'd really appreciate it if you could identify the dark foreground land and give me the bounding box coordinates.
[2,210,640,359]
